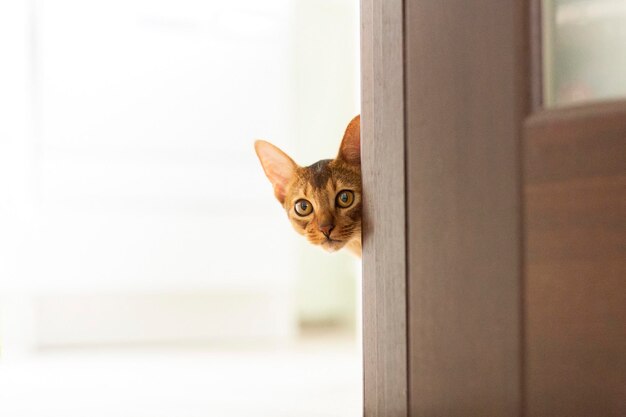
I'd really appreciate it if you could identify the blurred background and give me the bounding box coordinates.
[0,0,361,416]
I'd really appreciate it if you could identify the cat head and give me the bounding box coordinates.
[254,115,361,253]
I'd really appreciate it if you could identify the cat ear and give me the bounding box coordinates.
[337,115,360,165]
[254,140,297,204]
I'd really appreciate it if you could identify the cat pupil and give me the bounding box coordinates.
[341,193,348,202]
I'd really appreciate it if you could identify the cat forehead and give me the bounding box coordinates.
[304,159,333,188]
[296,159,359,190]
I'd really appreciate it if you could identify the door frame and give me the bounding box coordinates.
[360,0,408,415]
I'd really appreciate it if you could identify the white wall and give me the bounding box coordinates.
[0,0,359,352]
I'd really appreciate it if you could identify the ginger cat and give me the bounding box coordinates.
[254,116,362,257]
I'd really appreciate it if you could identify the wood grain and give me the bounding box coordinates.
[523,101,626,417]
[404,1,527,415]
[360,0,408,415]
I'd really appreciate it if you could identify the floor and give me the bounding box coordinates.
[0,332,362,417]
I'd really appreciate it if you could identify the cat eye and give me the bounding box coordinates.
[294,199,313,216]
[336,190,354,208]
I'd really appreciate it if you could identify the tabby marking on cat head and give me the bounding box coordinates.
[254,116,361,256]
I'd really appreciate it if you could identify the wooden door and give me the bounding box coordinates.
[524,101,626,416]
[361,1,626,416]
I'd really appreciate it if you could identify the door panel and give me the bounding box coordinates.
[523,101,626,416]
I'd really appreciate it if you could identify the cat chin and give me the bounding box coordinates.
[320,240,345,253]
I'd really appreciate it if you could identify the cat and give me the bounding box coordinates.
[254,115,362,257]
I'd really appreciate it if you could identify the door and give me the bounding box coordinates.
[361,0,626,416]
[524,0,626,411]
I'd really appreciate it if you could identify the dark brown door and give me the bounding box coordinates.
[524,101,626,416]
[361,1,626,416]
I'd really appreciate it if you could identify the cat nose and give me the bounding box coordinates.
[319,223,334,237]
